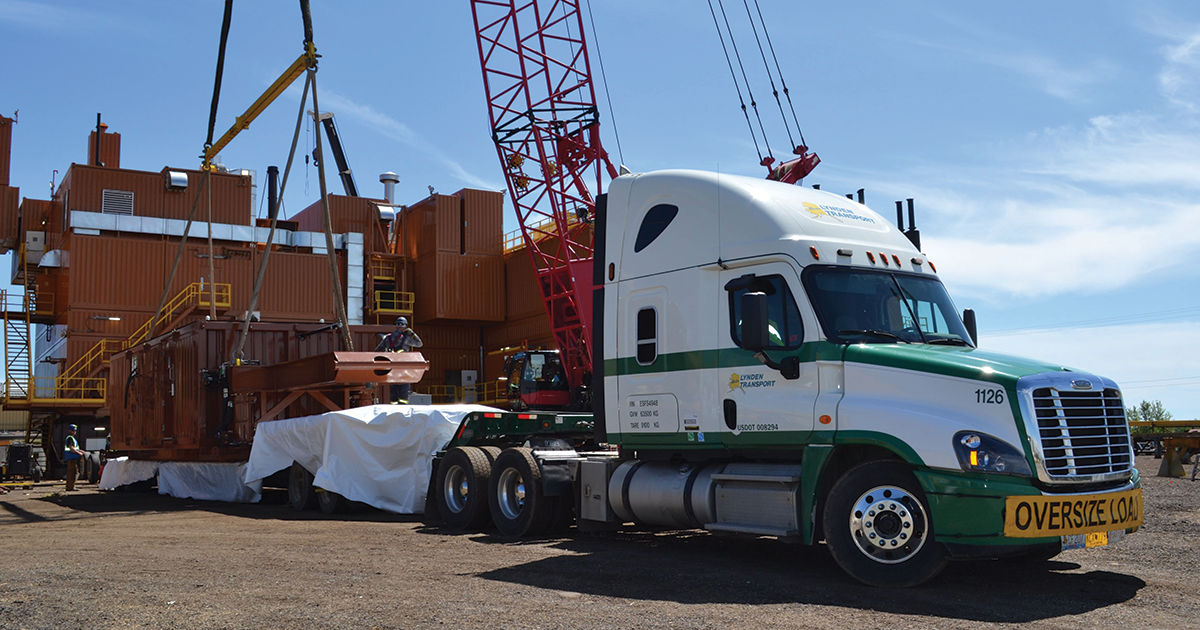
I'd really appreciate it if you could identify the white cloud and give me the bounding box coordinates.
[295,86,502,191]
[983,322,1200,420]
[1141,17,1200,110]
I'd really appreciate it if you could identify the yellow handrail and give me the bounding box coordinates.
[60,282,232,382]
[414,380,507,406]
[372,290,414,315]
[370,256,398,281]
[502,213,584,255]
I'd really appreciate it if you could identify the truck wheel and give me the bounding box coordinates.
[288,463,318,511]
[87,454,102,484]
[489,447,551,538]
[823,460,948,588]
[317,488,346,514]
[436,447,494,531]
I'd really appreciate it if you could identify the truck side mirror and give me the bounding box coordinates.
[740,292,770,351]
[962,308,978,347]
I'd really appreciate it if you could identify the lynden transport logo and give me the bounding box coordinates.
[728,372,776,393]
[1003,488,1143,538]
[802,202,877,225]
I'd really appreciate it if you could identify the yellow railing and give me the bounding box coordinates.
[58,282,231,390]
[370,256,399,281]
[502,213,584,255]
[33,376,106,404]
[414,380,507,406]
[373,290,414,315]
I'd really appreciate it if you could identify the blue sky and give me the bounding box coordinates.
[2,1,1198,418]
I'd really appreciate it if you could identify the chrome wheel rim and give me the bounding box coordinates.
[442,464,469,514]
[848,485,929,564]
[497,468,526,520]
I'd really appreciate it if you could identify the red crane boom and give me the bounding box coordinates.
[471,0,617,391]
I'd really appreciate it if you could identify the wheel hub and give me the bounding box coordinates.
[497,468,527,520]
[442,464,469,514]
[848,485,928,564]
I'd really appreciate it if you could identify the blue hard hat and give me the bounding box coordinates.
[396,317,408,327]
[68,424,78,431]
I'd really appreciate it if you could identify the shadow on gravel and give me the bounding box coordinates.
[473,529,1145,623]
[34,489,425,524]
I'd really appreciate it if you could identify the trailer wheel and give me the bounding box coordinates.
[488,447,551,537]
[823,460,948,588]
[317,488,347,514]
[288,463,318,511]
[87,454,102,484]
[436,447,494,531]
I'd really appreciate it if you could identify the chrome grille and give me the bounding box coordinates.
[1030,387,1132,479]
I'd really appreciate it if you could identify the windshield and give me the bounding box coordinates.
[803,266,974,346]
[523,353,570,390]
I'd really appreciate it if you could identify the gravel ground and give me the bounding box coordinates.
[0,454,1196,630]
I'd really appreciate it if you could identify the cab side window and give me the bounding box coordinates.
[728,275,804,350]
[636,307,658,365]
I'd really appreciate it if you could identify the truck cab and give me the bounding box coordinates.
[589,169,1140,586]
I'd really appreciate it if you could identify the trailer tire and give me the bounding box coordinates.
[479,446,502,464]
[317,488,347,514]
[488,447,551,538]
[87,454,102,484]
[436,447,494,531]
[823,460,948,588]
[288,463,318,511]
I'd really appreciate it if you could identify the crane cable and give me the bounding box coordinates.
[584,0,624,166]
[707,0,764,164]
[747,0,807,149]
[149,0,233,340]
[739,0,795,151]
[232,71,312,363]
[715,0,773,163]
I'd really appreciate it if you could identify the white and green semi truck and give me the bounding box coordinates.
[431,169,1142,587]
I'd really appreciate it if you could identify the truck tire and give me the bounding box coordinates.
[479,446,502,464]
[823,460,948,588]
[87,454,102,484]
[488,447,552,538]
[436,447,493,531]
[317,488,346,514]
[289,463,318,511]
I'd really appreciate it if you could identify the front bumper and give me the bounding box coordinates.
[915,466,1142,548]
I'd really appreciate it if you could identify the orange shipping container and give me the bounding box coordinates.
[412,251,504,323]
[87,129,122,169]
[458,188,504,256]
[398,193,460,258]
[483,313,554,350]
[291,194,388,254]
[61,164,251,226]
[505,249,544,320]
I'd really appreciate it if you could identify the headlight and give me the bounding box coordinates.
[952,431,1032,477]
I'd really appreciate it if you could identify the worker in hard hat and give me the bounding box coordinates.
[63,424,86,491]
[376,317,423,403]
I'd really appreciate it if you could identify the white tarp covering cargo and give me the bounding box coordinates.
[244,404,499,513]
[99,459,261,503]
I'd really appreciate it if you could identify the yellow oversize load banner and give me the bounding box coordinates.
[1004,488,1143,538]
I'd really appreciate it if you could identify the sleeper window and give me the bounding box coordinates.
[636,307,658,365]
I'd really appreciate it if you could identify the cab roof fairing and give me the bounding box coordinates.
[607,170,926,280]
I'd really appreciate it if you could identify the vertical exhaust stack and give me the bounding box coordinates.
[267,166,279,220]
[856,188,865,205]
[904,198,921,250]
[379,172,399,222]
[895,200,904,230]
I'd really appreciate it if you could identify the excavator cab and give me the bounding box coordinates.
[503,350,571,411]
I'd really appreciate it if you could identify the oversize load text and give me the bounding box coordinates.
[1002,489,1142,538]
